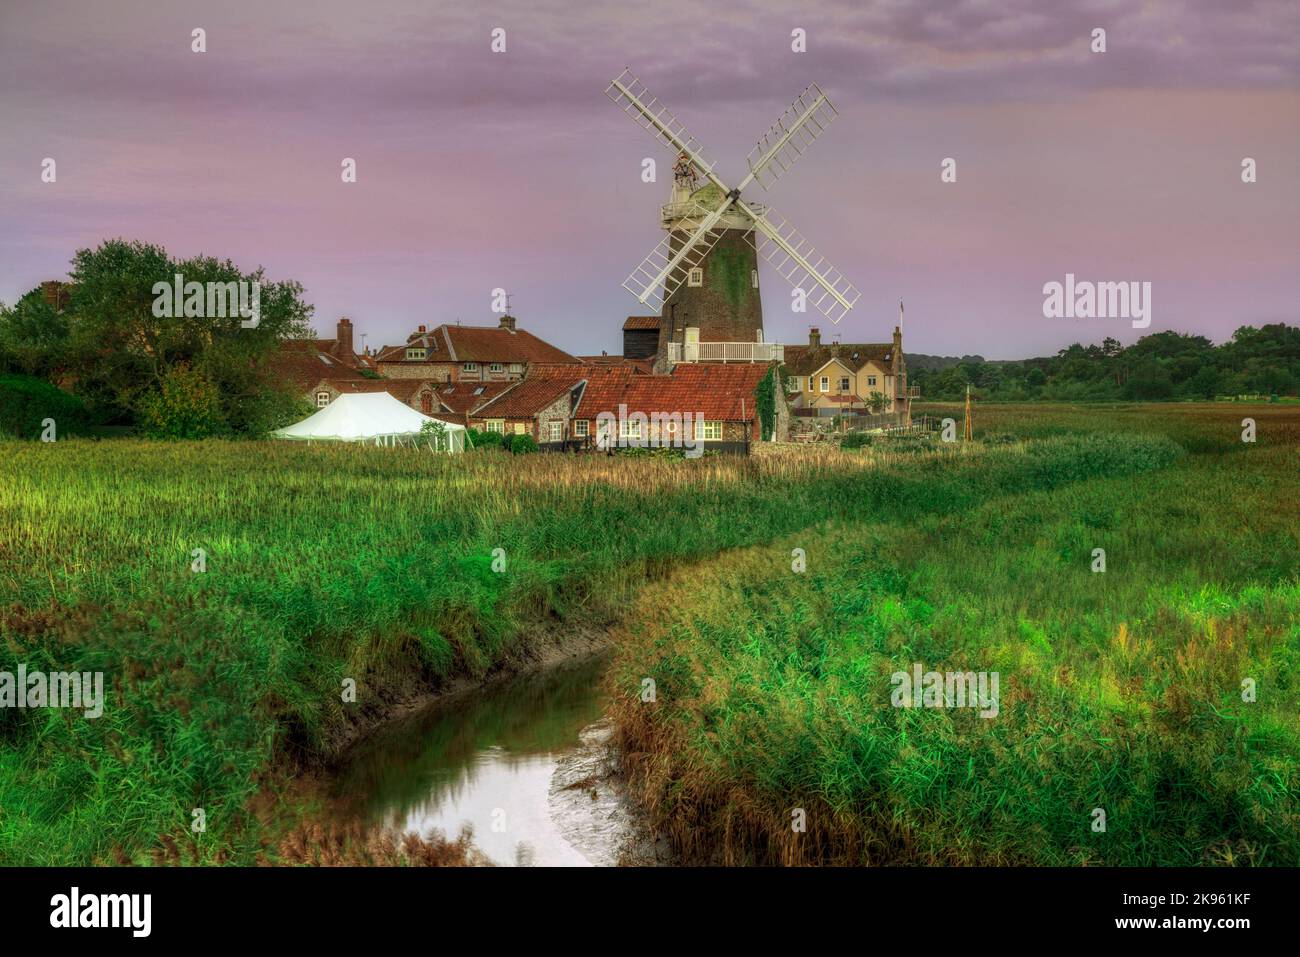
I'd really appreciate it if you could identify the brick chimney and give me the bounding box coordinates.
[809,327,821,347]
[336,317,353,357]
[41,281,68,311]
[499,314,517,333]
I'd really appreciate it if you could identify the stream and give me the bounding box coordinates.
[328,653,646,866]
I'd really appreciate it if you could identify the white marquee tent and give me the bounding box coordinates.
[271,392,467,451]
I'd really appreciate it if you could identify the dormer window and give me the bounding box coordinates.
[687,267,703,287]
[489,363,504,373]
[508,363,524,374]
[406,347,426,360]
[463,362,478,373]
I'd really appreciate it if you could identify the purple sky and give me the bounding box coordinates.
[1,0,1297,359]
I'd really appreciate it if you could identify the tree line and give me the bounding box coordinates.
[908,327,1299,402]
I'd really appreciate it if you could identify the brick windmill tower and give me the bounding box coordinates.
[655,151,765,363]
[607,69,861,372]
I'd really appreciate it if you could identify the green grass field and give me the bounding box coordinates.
[0,403,1294,865]
[610,403,1299,864]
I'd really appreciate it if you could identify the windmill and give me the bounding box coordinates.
[606,69,861,358]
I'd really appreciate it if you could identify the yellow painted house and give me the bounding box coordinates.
[782,326,910,418]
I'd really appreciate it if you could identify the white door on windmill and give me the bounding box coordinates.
[684,326,700,362]
[604,69,861,325]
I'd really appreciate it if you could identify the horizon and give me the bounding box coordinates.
[2,0,1297,360]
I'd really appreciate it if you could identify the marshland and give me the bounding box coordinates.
[0,402,1296,865]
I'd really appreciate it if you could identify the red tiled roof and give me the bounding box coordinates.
[309,378,435,404]
[574,364,770,421]
[783,343,894,375]
[622,316,660,331]
[375,324,576,365]
[577,355,654,373]
[474,377,582,419]
[271,340,372,392]
[434,381,514,415]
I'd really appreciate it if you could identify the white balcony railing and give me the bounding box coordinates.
[667,341,785,364]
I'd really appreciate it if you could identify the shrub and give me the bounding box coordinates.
[509,434,538,454]
[0,373,91,439]
[138,365,226,439]
[467,429,502,449]
[840,432,873,449]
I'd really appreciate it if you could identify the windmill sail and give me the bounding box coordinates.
[745,84,838,191]
[744,202,860,325]
[605,70,724,191]
[623,202,735,308]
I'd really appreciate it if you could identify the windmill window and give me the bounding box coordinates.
[751,269,759,289]
[687,267,703,287]
[315,391,331,408]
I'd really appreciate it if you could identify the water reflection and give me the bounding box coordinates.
[331,654,609,866]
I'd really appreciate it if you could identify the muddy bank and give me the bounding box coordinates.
[315,619,615,764]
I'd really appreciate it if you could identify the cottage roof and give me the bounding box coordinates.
[574,364,770,421]
[375,324,577,365]
[474,377,582,419]
[434,381,514,415]
[783,343,894,376]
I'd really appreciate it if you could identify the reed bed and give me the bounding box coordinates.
[609,408,1300,865]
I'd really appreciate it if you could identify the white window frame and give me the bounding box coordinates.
[508,363,524,374]
[751,269,759,289]
[574,420,589,438]
[548,420,563,442]
[695,420,724,441]
[839,376,851,393]
[687,267,703,287]
[514,422,527,435]
[867,375,877,387]
[463,362,479,373]
[485,420,504,433]
[489,363,504,373]
[819,376,829,392]
[315,391,331,408]
[619,419,642,440]
[405,348,426,360]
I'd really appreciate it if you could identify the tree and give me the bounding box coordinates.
[0,288,72,380]
[63,239,313,431]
